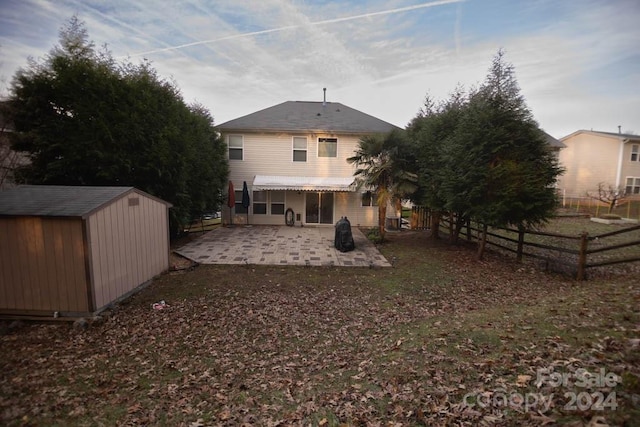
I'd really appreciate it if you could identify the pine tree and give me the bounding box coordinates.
[8,17,228,235]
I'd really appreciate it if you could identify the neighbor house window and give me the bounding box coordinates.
[270,191,285,215]
[293,137,307,162]
[631,145,639,162]
[228,135,243,160]
[626,177,640,195]
[361,191,378,207]
[318,137,337,157]
[235,190,247,214]
[253,191,267,214]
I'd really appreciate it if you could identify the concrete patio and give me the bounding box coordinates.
[175,225,391,267]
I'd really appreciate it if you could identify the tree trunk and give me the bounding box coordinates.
[476,223,488,260]
[429,210,441,240]
[452,214,466,244]
[378,204,387,241]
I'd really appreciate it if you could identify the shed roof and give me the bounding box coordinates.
[0,185,171,218]
[218,101,400,134]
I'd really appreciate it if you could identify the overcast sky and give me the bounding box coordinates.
[1,0,638,138]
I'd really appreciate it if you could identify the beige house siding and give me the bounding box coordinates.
[225,131,378,227]
[558,133,621,197]
[0,217,89,313]
[87,192,170,311]
[228,132,360,183]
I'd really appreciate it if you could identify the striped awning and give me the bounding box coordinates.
[252,175,355,192]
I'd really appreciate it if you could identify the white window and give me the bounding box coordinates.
[253,191,267,214]
[318,137,337,158]
[631,144,639,162]
[626,177,640,195]
[293,137,307,162]
[270,191,285,215]
[361,191,378,207]
[228,135,243,160]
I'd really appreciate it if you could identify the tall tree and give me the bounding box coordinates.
[446,50,562,258]
[8,17,228,235]
[408,88,467,240]
[348,129,417,241]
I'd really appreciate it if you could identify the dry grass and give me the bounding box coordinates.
[1,230,639,426]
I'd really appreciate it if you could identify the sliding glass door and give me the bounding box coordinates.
[305,192,334,224]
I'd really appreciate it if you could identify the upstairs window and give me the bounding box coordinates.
[318,137,337,158]
[631,144,639,162]
[228,135,243,160]
[293,137,307,162]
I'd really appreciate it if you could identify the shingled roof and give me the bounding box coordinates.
[560,130,640,142]
[542,131,566,149]
[0,185,170,218]
[218,101,400,134]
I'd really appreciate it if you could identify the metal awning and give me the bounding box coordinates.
[252,175,355,192]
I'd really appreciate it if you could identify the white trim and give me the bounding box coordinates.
[615,140,624,187]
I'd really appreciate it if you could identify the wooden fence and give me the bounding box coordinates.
[435,215,640,280]
[410,206,432,230]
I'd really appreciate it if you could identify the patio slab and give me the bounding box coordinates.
[175,225,391,267]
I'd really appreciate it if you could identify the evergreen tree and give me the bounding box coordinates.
[446,50,562,258]
[408,88,467,240]
[8,17,228,235]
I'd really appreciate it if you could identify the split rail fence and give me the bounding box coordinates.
[412,207,640,279]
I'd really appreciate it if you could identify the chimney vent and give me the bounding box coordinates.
[323,88,326,106]
[618,125,622,134]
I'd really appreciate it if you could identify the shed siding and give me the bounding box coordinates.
[0,217,89,313]
[87,192,169,310]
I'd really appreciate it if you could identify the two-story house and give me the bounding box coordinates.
[558,130,640,199]
[217,100,400,227]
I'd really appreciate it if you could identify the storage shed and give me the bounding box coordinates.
[0,185,172,318]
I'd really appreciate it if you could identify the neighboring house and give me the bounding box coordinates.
[558,130,640,199]
[543,130,566,160]
[217,100,400,227]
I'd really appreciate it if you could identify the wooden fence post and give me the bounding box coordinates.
[517,226,525,262]
[577,232,589,280]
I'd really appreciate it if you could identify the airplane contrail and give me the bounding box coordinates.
[127,0,464,57]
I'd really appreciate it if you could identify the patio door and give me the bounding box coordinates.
[305,192,334,224]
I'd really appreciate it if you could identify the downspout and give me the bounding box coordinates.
[614,139,626,188]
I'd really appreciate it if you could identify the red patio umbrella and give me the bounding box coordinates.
[227,181,235,225]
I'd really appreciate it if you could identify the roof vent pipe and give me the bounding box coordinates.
[323,88,326,106]
[618,125,621,134]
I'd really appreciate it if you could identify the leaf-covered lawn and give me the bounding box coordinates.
[2,231,639,426]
